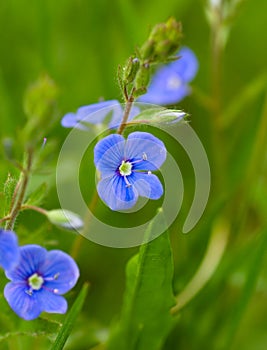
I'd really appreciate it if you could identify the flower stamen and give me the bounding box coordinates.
[124,176,132,188]
[119,160,132,176]
[28,273,44,291]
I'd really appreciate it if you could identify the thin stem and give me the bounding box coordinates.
[117,93,135,135]
[0,215,11,224]
[5,148,34,230]
[20,204,48,216]
[171,218,229,314]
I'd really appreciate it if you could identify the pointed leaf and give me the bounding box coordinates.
[50,283,89,350]
[107,210,176,350]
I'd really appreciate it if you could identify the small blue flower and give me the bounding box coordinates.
[4,245,79,320]
[0,229,19,271]
[61,100,139,130]
[138,47,198,105]
[94,132,166,211]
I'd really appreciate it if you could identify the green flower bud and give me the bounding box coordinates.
[46,209,83,231]
[123,57,140,84]
[134,63,150,91]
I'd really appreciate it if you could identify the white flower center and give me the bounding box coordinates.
[167,75,182,90]
[119,160,132,176]
[28,273,44,290]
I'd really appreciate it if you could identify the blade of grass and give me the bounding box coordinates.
[50,283,89,350]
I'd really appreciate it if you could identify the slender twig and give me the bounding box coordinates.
[5,148,34,230]
[117,92,135,135]
[20,204,48,216]
[0,215,11,224]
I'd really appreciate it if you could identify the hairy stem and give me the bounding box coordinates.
[5,148,34,230]
[117,93,134,135]
[20,204,48,216]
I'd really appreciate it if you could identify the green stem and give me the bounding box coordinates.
[117,93,135,135]
[5,148,34,230]
[20,204,48,216]
[0,215,11,224]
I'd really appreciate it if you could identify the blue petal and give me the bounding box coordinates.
[130,172,164,199]
[125,132,166,170]
[97,174,138,210]
[77,100,122,124]
[0,230,19,271]
[4,282,67,320]
[138,66,190,105]
[5,245,47,282]
[94,134,125,177]
[138,46,198,105]
[38,289,67,314]
[169,46,198,82]
[39,250,79,294]
[4,282,43,320]
[61,113,88,130]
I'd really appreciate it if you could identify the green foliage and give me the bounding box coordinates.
[51,283,89,350]
[1,174,18,217]
[0,0,267,349]
[24,182,47,207]
[107,212,176,350]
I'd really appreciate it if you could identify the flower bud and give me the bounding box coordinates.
[123,57,140,84]
[134,64,150,91]
[46,209,84,231]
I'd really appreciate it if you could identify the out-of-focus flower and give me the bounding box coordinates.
[61,100,139,130]
[94,132,166,211]
[138,47,198,105]
[0,229,19,271]
[4,245,79,320]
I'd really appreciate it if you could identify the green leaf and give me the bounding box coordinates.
[50,283,89,350]
[129,107,186,126]
[107,210,176,350]
[25,182,47,207]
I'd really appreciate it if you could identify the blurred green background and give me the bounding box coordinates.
[0,0,267,349]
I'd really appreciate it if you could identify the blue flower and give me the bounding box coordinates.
[94,132,166,211]
[4,245,79,320]
[138,47,198,105]
[0,229,19,271]
[61,99,139,130]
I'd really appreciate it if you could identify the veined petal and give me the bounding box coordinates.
[5,245,47,281]
[94,134,125,177]
[170,46,198,83]
[0,230,19,271]
[40,250,79,294]
[4,282,42,320]
[38,289,67,314]
[130,172,164,199]
[97,174,138,210]
[77,100,122,124]
[125,132,166,170]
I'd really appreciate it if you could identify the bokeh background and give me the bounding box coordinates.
[0,0,267,349]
